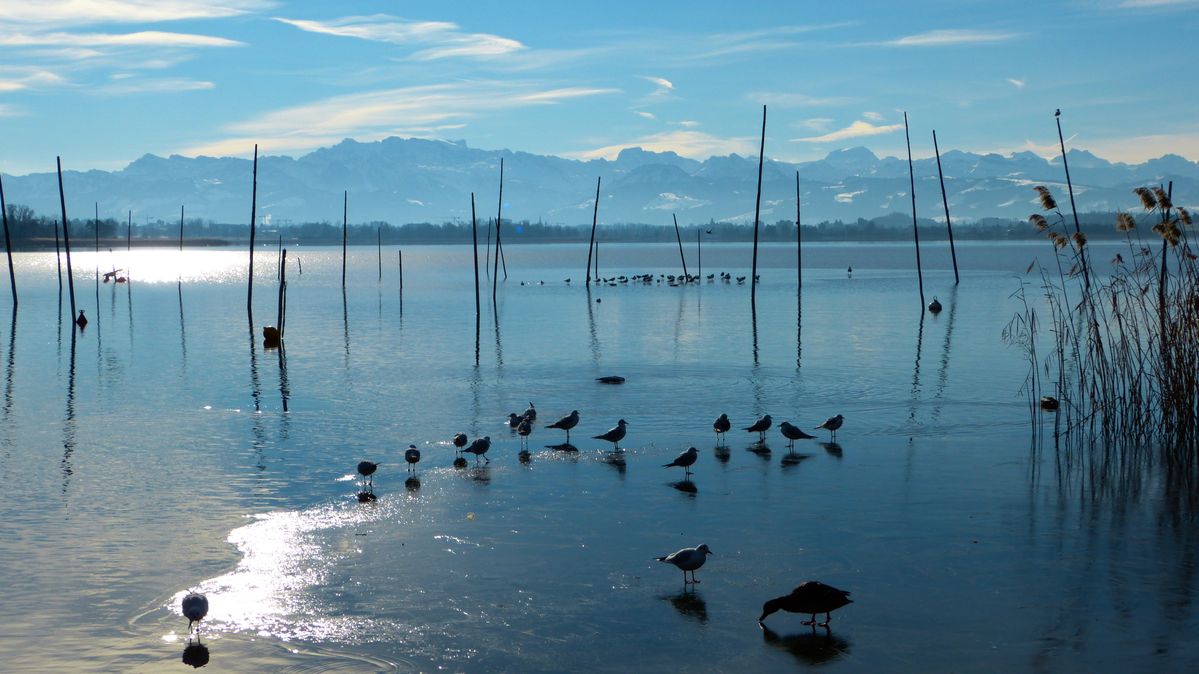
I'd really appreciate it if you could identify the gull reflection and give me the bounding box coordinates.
[821,442,844,459]
[670,479,698,495]
[405,476,421,492]
[781,451,812,468]
[747,441,772,459]
[181,642,210,668]
[713,444,731,465]
[661,588,708,624]
[761,624,851,666]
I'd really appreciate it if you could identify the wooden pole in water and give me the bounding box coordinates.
[485,217,492,279]
[471,192,480,338]
[0,173,16,307]
[904,112,926,309]
[56,157,78,322]
[586,176,600,287]
[750,104,766,310]
[377,225,382,281]
[1054,109,1089,290]
[493,158,503,305]
[276,234,282,278]
[795,170,802,292]
[697,229,701,280]
[277,249,287,338]
[247,144,258,314]
[932,130,960,285]
[672,213,689,278]
[341,190,348,289]
[94,203,100,317]
[398,249,404,312]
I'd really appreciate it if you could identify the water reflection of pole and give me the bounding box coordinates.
[247,311,262,414]
[751,302,760,367]
[904,112,926,310]
[62,328,77,496]
[177,280,187,368]
[586,286,600,365]
[586,177,600,287]
[277,342,290,413]
[908,312,926,424]
[342,289,350,368]
[0,173,16,307]
[341,190,348,289]
[4,307,16,423]
[930,285,959,422]
[471,193,481,366]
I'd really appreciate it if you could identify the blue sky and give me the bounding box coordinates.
[1,0,1197,175]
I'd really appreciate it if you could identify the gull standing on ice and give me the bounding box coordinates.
[664,446,699,475]
[464,436,492,463]
[404,444,421,472]
[744,414,772,441]
[546,410,580,442]
[779,421,816,449]
[657,543,713,584]
[815,414,844,441]
[357,460,378,491]
[182,591,209,636]
[712,413,731,444]
[594,419,628,450]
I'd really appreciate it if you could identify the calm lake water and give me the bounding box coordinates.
[0,240,1196,672]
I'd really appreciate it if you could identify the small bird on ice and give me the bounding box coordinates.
[663,446,699,475]
[404,445,421,472]
[657,543,713,584]
[815,414,844,440]
[181,591,209,636]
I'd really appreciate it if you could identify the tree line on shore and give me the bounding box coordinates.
[2,202,1134,250]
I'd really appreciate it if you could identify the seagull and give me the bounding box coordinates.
[546,410,580,442]
[758,581,852,626]
[657,543,713,584]
[453,433,468,451]
[779,421,816,449]
[522,402,537,423]
[507,413,524,428]
[815,414,844,441]
[517,416,533,450]
[712,413,731,444]
[744,414,772,441]
[594,419,628,450]
[182,591,209,636]
[664,446,699,475]
[405,444,421,473]
[357,460,378,491]
[928,296,942,314]
[464,436,491,463]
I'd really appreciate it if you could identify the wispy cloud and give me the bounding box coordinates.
[1119,0,1199,7]
[0,103,24,117]
[642,76,673,91]
[688,22,857,60]
[795,118,833,132]
[862,111,884,122]
[0,30,242,49]
[791,120,903,143]
[0,67,68,91]
[567,130,757,161]
[750,92,855,108]
[879,29,1020,47]
[1007,77,1026,88]
[274,14,525,60]
[634,110,656,120]
[180,81,619,157]
[2,1,273,26]
[674,120,700,129]
[97,77,215,95]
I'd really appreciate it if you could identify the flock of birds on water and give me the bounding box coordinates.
[177,391,852,662]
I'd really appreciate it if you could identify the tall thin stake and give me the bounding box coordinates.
[377,226,382,281]
[904,112,926,309]
[1055,110,1090,290]
[398,249,404,313]
[471,193,480,347]
[493,158,504,305]
[0,173,16,307]
[341,190,348,289]
[697,230,701,280]
[485,217,492,279]
[672,213,689,278]
[932,130,960,285]
[93,203,100,320]
[56,157,77,322]
[750,105,766,310]
[277,249,287,338]
[795,170,802,292]
[247,144,258,314]
[586,177,600,287]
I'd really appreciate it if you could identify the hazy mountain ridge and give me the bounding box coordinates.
[5,137,1196,227]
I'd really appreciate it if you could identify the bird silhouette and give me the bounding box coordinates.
[594,419,628,450]
[713,413,731,444]
[546,410,580,442]
[465,436,491,463]
[758,581,852,627]
[357,460,378,491]
[664,446,699,475]
[815,414,844,440]
[744,414,772,441]
[181,591,209,636]
[779,421,815,449]
[657,544,713,584]
[404,445,421,473]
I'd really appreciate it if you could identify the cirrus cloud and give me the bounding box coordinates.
[791,120,903,143]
